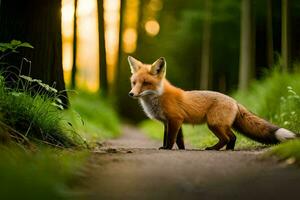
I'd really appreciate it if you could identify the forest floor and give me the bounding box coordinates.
[76,125,300,200]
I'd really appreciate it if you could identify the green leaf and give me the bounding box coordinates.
[10,40,22,46]
[51,102,64,110]
[19,75,33,82]
[18,42,34,49]
[11,92,23,97]
[0,40,34,52]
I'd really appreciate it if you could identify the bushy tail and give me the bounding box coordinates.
[233,104,296,144]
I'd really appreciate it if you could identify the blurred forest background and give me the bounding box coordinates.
[1,0,300,122]
[65,0,300,122]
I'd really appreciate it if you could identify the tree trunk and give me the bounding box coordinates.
[71,0,78,89]
[113,0,126,96]
[266,0,274,68]
[281,0,290,71]
[200,0,212,90]
[97,0,108,96]
[0,0,69,106]
[238,0,255,91]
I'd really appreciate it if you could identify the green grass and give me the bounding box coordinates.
[233,68,300,133]
[63,91,121,143]
[0,73,120,199]
[0,145,87,200]
[0,41,110,199]
[233,68,300,162]
[0,75,83,147]
[269,140,300,165]
[140,68,300,151]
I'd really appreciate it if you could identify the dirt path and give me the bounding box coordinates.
[78,125,300,200]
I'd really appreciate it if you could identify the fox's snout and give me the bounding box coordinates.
[128,87,141,98]
[128,91,138,98]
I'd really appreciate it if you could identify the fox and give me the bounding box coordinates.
[128,56,297,150]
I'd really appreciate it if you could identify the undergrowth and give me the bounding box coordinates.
[0,74,84,147]
[234,68,300,163]
[63,91,121,143]
[0,40,84,147]
[0,40,120,200]
[234,68,300,133]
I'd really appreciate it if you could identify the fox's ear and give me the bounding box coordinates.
[150,57,166,77]
[128,56,142,74]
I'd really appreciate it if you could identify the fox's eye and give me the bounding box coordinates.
[132,81,136,85]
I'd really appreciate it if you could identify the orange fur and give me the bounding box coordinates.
[128,56,296,150]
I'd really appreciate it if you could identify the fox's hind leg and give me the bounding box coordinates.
[206,125,230,150]
[176,127,185,149]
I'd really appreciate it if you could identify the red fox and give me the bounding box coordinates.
[128,56,296,150]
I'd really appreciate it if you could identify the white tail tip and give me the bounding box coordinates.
[275,128,296,142]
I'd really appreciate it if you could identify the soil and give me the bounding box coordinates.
[77,125,300,200]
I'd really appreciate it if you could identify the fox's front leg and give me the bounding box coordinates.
[166,120,182,150]
[159,122,168,149]
[176,127,185,149]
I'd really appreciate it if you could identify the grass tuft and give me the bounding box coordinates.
[0,74,83,147]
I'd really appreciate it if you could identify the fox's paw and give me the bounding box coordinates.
[159,146,167,150]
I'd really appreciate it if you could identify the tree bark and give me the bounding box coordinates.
[200,0,212,90]
[266,0,274,68]
[113,0,126,96]
[97,0,108,96]
[238,0,255,91]
[281,0,290,72]
[71,0,78,89]
[0,0,69,106]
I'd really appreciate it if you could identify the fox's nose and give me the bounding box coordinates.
[128,92,134,97]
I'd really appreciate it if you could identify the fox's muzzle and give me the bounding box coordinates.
[128,90,140,98]
[128,89,159,99]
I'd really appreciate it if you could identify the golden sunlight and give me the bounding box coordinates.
[62,0,120,91]
[76,0,99,91]
[145,20,160,37]
[104,0,120,84]
[62,0,74,74]
[123,28,137,53]
[123,0,139,53]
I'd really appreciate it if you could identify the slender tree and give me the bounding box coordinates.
[266,0,274,68]
[113,0,126,96]
[200,0,212,90]
[97,0,108,96]
[281,0,291,71]
[71,0,78,89]
[238,0,255,90]
[0,0,69,106]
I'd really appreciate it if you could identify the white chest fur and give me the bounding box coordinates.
[139,96,166,121]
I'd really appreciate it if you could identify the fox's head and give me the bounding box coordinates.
[128,56,166,98]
